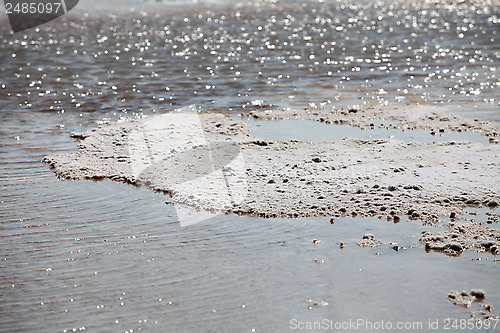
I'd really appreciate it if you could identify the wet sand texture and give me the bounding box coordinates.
[421,222,500,256]
[44,106,499,226]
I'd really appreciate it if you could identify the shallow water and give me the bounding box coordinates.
[0,0,499,120]
[1,0,500,332]
[2,161,500,332]
[244,118,491,143]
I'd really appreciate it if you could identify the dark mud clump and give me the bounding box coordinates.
[448,289,486,307]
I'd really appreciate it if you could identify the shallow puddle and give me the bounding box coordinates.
[244,118,490,144]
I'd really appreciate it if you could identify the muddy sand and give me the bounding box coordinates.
[44,105,499,253]
[421,221,500,256]
[447,289,498,319]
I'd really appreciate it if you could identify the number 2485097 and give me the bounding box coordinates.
[5,2,63,14]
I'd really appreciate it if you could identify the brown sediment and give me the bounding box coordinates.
[420,222,500,256]
[44,106,499,231]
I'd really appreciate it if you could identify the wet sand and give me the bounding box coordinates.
[421,221,500,256]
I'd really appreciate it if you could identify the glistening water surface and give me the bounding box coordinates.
[1,0,499,332]
[0,0,499,120]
